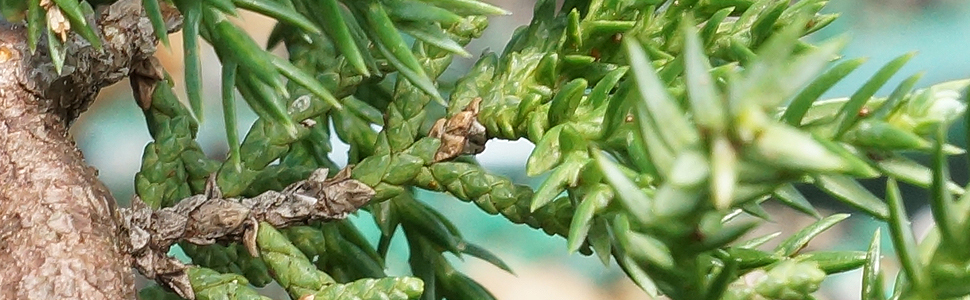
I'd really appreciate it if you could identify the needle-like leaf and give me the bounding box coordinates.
[775,213,850,257]
[222,61,242,170]
[233,0,321,34]
[26,0,43,53]
[51,0,102,49]
[143,0,170,47]
[814,175,889,220]
[886,178,927,292]
[861,229,884,300]
[833,52,915,138]
[782,57,867,126]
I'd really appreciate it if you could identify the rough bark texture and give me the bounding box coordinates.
[0,0,179,298]
[123,168,374,299]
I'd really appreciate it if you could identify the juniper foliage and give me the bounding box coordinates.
[5,0,970,299]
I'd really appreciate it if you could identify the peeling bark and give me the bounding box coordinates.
[429,98,486,162]
[0,0,179,298]
[123,168,374,299]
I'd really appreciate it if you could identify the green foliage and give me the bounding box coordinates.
[9,0,970,299]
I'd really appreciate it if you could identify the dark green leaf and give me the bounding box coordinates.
[704,257,738,300]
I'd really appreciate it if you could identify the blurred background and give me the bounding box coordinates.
[72,1,970,299]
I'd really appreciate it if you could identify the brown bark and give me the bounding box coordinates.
[0,1,179,298]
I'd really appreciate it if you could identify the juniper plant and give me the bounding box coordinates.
[1,0,969,299]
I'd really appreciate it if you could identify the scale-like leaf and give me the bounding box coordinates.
[527,125,564,176]
[567,185,610,253]
[531,154,584,212]
[614,215,674,270]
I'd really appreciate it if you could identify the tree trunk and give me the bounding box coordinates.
[0,1,178,298]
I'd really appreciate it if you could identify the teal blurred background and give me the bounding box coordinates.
[72,1,970,299]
